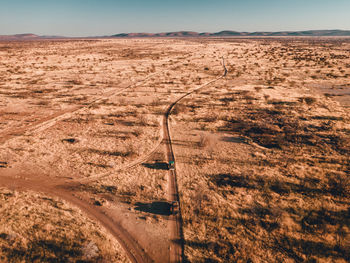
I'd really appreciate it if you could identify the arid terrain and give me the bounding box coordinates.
[0,37,349,262]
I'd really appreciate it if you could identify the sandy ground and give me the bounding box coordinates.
[0,187,130,262]
[0,38,349,262]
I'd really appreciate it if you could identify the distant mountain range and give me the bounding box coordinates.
[0,33,64,40]
[112,30,350,37]
[0,34,39,40]
[1,30,350,40]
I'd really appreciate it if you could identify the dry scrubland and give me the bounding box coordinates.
[170,38,350,262]
[0,188,130,262]
[0,39,226,262]
[0,38,349,262]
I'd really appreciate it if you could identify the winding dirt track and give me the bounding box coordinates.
[0,73,159,263]
[0,59,227,263]
[0,173,152,263]
[165,59,227,262]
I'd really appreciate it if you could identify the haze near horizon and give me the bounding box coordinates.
[0,0,349,37]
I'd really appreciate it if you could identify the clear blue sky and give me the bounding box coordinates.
[0,0,349,36]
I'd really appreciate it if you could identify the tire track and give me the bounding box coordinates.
[0,72,160,263]
[0,174,152,263]
[0,59,227,263]
[165,58,227,263]
[83,58,228,185]
[0,73,157,145]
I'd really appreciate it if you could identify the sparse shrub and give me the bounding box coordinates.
[198,133,209,148]
[254,86,262,92]
[67,79,83,85]
[62,138,78,144]
[133,128,141,137]
[269,179,291,195]
[327,173,350,197]
[125,143,136,157]
[264,94,270,100]
[301,210,327,234]
[172,104,186,115]
[138,114,148,126]
[302,96,317,105]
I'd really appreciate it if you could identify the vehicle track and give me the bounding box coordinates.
[0,173,152,263]
[165,58,227,263]
[0,72,160,263]
[0,59,227,263]
[76,59,228,262]
[0,73,157,145]
[78,126,164,184]
[83,58,228,185]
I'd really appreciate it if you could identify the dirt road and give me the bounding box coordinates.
[0,171,153,263]
[164,59,227,263]
[0,59,227,263]
[0,74,159,263]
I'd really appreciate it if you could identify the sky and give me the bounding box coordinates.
[0,0,349,36]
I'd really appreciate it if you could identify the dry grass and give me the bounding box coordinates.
[0,38,226,261]
[170,38,350,263]
[0,38,350,262]
[0,188,130,263]
[174,86,350,261]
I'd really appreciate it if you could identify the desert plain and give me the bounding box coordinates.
[0,37,349,262]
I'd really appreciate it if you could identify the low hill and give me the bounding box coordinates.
[1,30,350,40]
[0,33,39,40]
[111,29,350,38]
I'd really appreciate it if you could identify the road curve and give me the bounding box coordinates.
[0,73,161,263]
[0,174,152,263]
[0,60,227,263]
[164,59,228,263]
[81,59,228,185]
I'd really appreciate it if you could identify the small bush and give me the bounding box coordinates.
[327,173,350,197]
[172,104,186,115]
[198,133,209,148]
[299,96,317,105]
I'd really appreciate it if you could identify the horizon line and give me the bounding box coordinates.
[1,28,350,38]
